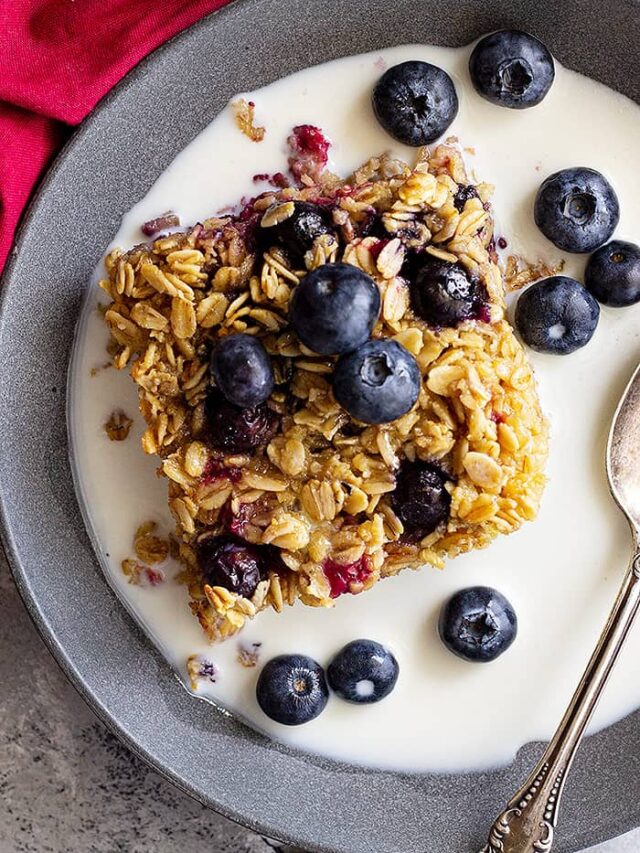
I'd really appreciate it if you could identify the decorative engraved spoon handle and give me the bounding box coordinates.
[481,549,640,853]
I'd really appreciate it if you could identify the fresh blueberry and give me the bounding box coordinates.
[372,60,458,146]
[439,586,517,663]
[289,262,380,355]
[205,389,280,452]
[327,639,399,704]
[197,534,266,598]
[534,167,619,253]
[210,334,274,408]
[411,258,487,327]
[469,30,555,109]
[515,275,599,355]
[260,200,334,263]
[585,240,640,307]
[333,339,421,425]
[256,654,329,725]
[391,461,451,537]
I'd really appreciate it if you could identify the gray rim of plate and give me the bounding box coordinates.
[3,0,640,850]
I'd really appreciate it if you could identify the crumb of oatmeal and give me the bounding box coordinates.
[232,98,265,142]
[503,253,565,291]
[187,655,218,689]
[134,521,170,564]
[121,558,165,587]
[141,212,180,237]
[90,361,112,377]
[104,409,133,441]
[464,146,476,156]
[237,642,262,668]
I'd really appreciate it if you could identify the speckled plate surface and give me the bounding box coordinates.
[2,1,640,850]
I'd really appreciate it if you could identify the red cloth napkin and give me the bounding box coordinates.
[0,0,232,274]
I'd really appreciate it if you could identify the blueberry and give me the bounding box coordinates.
[372,60,458,146]
[469,30,555,109]
[411,258,487,327]
[289,262,380,355]
[197,534,266,598]
[210,334,274,408]
[333,339,421,425]
[260,200,334,263]
[453,184,479,213]
[534,167,619,253]
[439,586,517,663]
[256,654,329,725]
[205,389,280,452]
[391,461,451,537]
[515,275,599,355]
[327,639,399,704]
[585,240,640,307]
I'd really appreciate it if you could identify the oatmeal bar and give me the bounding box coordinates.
[100,142,548,642]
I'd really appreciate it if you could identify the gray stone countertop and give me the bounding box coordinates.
[1,549,638,853]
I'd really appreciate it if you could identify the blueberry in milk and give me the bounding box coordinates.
[257,654,329,725]
[534,167,619,253]
[439,586,517,663]
[515,276,599,354]
[585,240,640,307]
[469,30,555,109]
[328,639,399,704]
[372,60,458,145]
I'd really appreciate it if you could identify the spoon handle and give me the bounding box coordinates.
[480,549,640,853]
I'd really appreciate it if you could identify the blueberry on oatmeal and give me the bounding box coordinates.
[469,30,555,109]
[585,240,640,307]
[289,262,381,355]
[372,60,459,146]
[210,333,274,408]
[333,339,421,424]
[391,461,452,537]
[327,639,399,704]
[256,654,329,725]
[453,184,480,212]
[515,276,599,354]
[260,200,335,263]
[410,257,487,327]
[534,167,619,253]
[439,586,517,663]
[197,534,266,598]
[205,389,280,452]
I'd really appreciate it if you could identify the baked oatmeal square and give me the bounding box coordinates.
[100,141,548,642]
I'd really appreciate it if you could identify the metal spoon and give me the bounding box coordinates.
[480,362,640,853]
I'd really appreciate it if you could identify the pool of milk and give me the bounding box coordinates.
[68,43,640,772]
